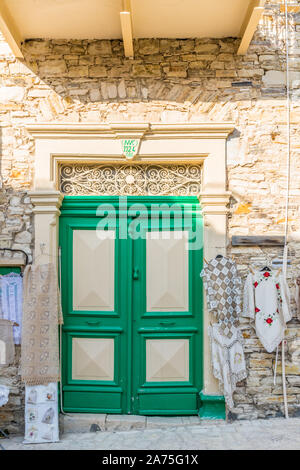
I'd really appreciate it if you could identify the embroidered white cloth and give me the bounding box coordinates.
[0,273,23,344]
[242,269,291,353]
[24,382,59,444]
[208,323,247,409]
[200,256,242,338]
[0,384,9,407]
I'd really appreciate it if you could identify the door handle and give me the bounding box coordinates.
[132,267,140,280]
[160,321,176,327]
[86,320,101,326]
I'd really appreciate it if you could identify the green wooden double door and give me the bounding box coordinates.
[60,196,203,415]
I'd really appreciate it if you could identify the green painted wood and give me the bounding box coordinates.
[138,393,197,415]
[198,392,226,420]
[60,196,207,416]
[0,267,21,275]
[131,203,203,415]
[60,204,129,413]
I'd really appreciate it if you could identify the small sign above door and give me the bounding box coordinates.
[121,139,140,160]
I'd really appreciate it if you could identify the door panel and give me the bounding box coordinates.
[72,337,115,381]
[146,231,189,312]
[73,229,115,311]
[131,204,203,415]
[146,338,189,382]
[60,196,202,415]
[60,208,129,413]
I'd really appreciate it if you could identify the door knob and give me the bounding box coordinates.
[132,267,140,280]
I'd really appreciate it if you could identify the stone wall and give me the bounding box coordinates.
[0,190,33,434]
[0,0,300,432]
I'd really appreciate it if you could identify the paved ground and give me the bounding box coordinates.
[2,417,300,450]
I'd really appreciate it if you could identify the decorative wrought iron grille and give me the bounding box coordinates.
[59,163,202,196]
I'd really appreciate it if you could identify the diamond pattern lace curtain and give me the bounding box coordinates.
[200,256,242,338]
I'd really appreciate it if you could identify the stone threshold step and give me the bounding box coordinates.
[60,413,226,434]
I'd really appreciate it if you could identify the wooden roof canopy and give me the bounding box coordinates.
[0,0,272,59]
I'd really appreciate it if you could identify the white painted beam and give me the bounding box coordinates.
[0,0,23,58]
[237,0,266,55]
[120,0,134,58]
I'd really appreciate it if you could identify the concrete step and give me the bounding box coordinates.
[60,413,226,434]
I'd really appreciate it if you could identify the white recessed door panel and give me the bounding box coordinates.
[73,229,115,311]
[146,230,189,312]
[72,337,114,381]
[146,339,189,382]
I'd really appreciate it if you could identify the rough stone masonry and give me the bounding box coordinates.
[1,0,300,433]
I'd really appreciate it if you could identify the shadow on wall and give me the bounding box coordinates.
[19,36,289,109]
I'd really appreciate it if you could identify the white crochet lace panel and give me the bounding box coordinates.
[209,324,247,410]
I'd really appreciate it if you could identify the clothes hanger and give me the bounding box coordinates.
[260,253,273,272]
[260,265,271,272]
[203,254,224,264]
[203,254,232,264]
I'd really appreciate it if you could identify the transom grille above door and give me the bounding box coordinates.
[59,164,202,196]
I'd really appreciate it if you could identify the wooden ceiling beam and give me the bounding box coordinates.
[0,0,23,58]
[120,0,134,58]
[237,0,266,55]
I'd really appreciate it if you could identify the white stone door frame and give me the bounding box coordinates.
[27,121,234,397]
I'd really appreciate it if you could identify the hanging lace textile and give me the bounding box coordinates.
[21,263,63,386]
[208,323,247,409]
[242,268,291,353]
[0,384,9,407]
[0,273,23,344]
[201,255,246,409]
[0,319,15,366]
[24,382,59,444]
[200,256,242,338]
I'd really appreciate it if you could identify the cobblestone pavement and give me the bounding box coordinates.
[2,417,300,450]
